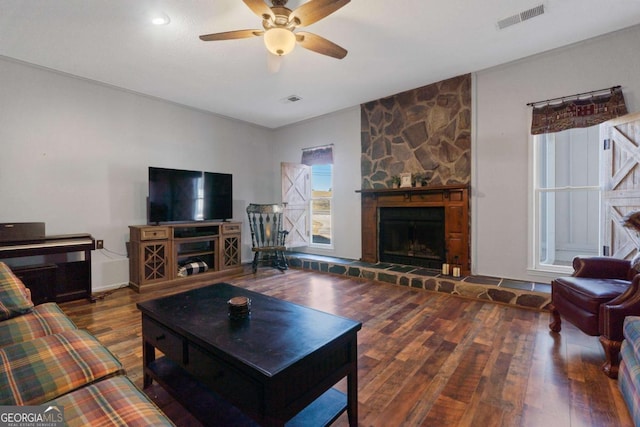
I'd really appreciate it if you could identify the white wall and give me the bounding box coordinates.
[0,57,276,291]
[474,25,640,282]
[273,107,362,259]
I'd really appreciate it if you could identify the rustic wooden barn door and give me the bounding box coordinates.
[601,112,640,258]
[281,162,311,248]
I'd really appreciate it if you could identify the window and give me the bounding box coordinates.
[310,164,333,245]
[532,126,600,271]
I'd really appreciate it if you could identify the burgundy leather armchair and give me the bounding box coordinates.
[550,256,640,378]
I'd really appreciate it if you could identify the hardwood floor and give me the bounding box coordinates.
[60,268,633,426]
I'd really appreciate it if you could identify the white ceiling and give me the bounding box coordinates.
[1,0,640,129]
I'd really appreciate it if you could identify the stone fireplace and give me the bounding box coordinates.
[359,74,472,273]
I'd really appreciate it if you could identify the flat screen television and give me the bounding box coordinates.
[147,167,232,224]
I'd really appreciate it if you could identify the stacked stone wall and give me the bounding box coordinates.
[361,74,471,189]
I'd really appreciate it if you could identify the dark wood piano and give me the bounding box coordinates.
[0,233,95,304]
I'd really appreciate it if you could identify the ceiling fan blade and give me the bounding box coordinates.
[296,31,347,59]
[243,0,274,21]
[199,29,264,41]
[290,0,350,27]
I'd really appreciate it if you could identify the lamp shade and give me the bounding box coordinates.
[264,28,296,56]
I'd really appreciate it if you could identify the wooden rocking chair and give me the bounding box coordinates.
[246,203,289,273]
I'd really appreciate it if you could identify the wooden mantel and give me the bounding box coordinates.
[357,185,470,275]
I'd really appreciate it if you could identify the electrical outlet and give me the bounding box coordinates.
[96,240,104,250]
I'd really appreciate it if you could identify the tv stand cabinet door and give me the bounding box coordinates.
[138,241,171,287]
[129,226,172,290]
[220,223,241,270]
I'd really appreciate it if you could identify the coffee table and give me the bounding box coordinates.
[137,283,361,426]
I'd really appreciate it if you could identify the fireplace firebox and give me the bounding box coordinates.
[379,207,445,268]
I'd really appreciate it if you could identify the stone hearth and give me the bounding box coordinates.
[287,252,551,311]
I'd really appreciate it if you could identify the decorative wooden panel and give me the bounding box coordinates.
[222,236,240,269]
[361,193,378,263]
[601,112,640,259]
[281,162,311,248]
[142,242,169,282]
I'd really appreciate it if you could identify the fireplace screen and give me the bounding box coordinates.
[379,207,445,269]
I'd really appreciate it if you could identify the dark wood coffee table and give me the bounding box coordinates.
[137,283,361,426]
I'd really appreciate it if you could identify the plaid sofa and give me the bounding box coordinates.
[0,302,77,347]
[0,261,174,426]
[620,316,640,427]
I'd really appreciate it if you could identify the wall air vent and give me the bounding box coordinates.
[497,4,545,30]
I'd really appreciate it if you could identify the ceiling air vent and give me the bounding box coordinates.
[497,4,545,30]
[281,95,303,104]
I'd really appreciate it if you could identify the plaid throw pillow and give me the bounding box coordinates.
[0,262,34,321]
[177,261,209,277]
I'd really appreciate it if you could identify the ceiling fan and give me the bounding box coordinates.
[199,0,350,59]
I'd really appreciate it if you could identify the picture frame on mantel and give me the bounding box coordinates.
[400,173,412,188]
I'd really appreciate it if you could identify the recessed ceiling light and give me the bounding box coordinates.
[151,13,170,26]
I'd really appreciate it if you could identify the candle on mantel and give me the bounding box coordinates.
[452,267,461,278]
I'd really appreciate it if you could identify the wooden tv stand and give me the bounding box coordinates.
[128,222,242,292]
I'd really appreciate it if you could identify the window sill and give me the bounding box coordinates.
[309,243,335,251]
[526,265,573,279]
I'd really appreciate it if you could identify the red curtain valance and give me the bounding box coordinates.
[530,87,628,135]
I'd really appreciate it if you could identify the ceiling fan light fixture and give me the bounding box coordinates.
[199,0,350,59]
[264,28,296,56]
